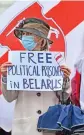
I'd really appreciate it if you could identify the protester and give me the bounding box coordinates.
[0,18,71,135]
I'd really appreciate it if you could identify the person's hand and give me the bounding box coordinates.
[0,62,12,77]
[60,65,71,78]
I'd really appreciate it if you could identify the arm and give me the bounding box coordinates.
[56,77,71,103]
[56,65,71,103]
[62,77,70,90]
[1,76,19,102]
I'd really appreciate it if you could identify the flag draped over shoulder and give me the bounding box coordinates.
[71,70,81,106]
[71,57,84,110]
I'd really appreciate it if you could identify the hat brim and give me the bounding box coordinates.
[14,28,53,44]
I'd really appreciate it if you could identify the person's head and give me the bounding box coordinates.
[14,18,53,51]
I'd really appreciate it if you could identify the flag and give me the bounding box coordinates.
[71,70,81,106]
[0,0,84,132]
[54,53,64,66]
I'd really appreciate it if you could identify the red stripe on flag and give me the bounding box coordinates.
[0,91,2,95]
[55,54,62,61]
[46,1,84,35]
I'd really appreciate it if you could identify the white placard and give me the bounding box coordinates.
[7,51,64,91]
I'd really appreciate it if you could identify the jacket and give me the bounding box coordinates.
[2,78,70,135]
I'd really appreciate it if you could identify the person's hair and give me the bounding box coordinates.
[41,39,49,51]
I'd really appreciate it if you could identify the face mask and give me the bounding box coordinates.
[22,35,37,51]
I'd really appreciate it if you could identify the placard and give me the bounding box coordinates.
[7,51,64,91]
